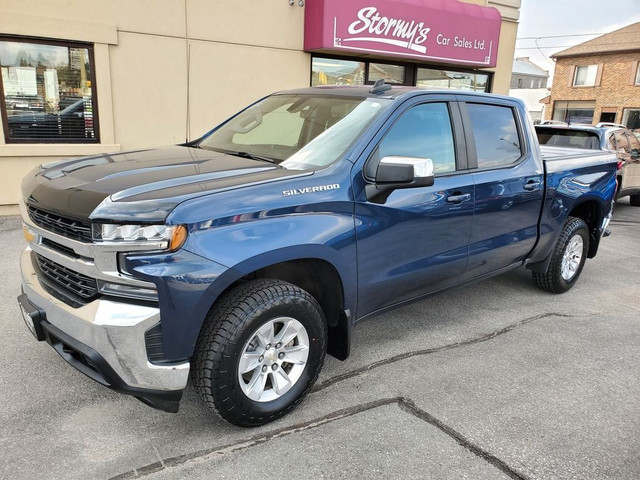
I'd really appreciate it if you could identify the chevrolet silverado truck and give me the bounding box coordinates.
[18,84,617,427]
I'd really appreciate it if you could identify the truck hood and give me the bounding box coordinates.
[22,146,309,222]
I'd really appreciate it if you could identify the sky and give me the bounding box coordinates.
[515,0,640,79]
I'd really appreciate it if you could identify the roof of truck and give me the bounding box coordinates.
[275,85,514,102]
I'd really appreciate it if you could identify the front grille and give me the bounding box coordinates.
[41,238,80,258]
[35,253,98,300]
[28,206,92,242]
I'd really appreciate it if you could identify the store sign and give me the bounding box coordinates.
[304,0,502,67]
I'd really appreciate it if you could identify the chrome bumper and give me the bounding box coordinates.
[20,247,190,393]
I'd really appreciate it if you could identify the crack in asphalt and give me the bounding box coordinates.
[110,311,571,479]
[610,219,640,225]
[111,396,529,480]
[399,398,529,480]
[109,397,401,480]
[312,311,575,393]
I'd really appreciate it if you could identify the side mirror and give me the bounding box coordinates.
[366,156,435,203]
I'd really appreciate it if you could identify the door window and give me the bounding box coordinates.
[466,103,522,169]
[614,131,630,154]
[626,132,640,158]
[372,103,456,176]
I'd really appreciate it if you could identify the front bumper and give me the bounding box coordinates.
[19,247,190,412]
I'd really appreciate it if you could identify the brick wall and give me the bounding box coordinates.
[546,52,640,125]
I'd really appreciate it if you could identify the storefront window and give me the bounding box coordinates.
[0,37,98,143]
[416,68,489,92]
[368,63,406,85]
[552,101,596,124]
[311,58,365,86]
[622,108,640,130]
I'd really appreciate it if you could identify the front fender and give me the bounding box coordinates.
[183,211,357,311]
[126,211,357,361]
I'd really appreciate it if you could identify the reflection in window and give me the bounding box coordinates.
[467,103,521,169]
[368,63,405,85]
[0,37,97,143]
[377,103,456,174]
[417,68,489,92]
[311,58,365,86]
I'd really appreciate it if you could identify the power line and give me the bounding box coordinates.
[517,33,605,40]
[516,40,640,50]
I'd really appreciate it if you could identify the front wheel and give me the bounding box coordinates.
[533,217,589,294]
[192,279,327,427]
[630,192,640,206]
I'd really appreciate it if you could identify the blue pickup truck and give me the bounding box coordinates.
[18,84,617,426]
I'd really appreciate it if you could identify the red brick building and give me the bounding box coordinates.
[545,22,640,128]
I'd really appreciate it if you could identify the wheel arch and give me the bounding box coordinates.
[567,198,604,258]
[196,247,354,361]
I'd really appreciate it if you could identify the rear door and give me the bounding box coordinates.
[458,98,544,280]
[353,96,474,317]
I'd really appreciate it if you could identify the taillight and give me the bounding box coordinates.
[617,160,625,171]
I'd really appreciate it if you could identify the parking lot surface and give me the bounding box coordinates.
[1,200,639,480]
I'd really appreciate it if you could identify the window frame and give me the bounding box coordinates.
[635,62,640,86]
[0,35,100,144]
[572,64,598,87]
[458,99,527,171]
[363,96,468,183]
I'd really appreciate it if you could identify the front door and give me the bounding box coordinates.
[353,99,474,318]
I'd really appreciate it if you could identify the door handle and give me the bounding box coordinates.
[447,193,471,204]
[523,179,541,191]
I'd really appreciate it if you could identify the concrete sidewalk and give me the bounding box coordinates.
[1,200,639,480]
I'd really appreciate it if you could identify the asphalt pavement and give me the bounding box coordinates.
[1,199,639,480]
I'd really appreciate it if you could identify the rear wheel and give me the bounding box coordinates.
[533,217,589,294]
[630,192,640,206]
[192,279,327,427]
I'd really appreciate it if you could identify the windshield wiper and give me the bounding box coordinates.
[197,146,278,164]
[229,151,277,164]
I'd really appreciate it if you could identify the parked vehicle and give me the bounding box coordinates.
[535,124,640,205]
[4,94,45,114]
[7,98,92,141]
[18,85,617,426]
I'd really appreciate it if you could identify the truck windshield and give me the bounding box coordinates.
[198,94,390,169]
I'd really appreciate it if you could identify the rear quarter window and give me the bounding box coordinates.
[467,103,522,169]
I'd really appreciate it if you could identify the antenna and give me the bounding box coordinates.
[369,79,392,95]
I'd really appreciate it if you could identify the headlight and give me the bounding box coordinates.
[92,224,188,251]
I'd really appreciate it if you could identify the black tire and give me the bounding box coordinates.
[533,216,589,294]
[192,279,327,427]
[630,193,640,206]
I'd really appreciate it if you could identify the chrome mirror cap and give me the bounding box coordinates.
[379,156,434,179]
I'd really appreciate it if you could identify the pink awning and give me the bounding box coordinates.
[305,0,502,67]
